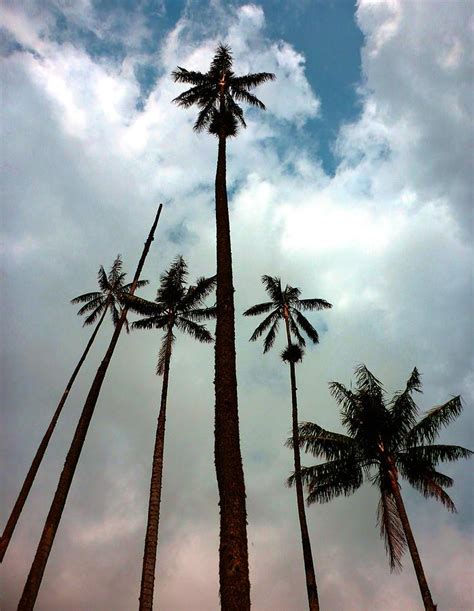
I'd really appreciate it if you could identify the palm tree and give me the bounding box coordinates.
[244,275,332,611]
[122,256,216,611]
[172,43,275,609]
[0,256,146,563]
[291,365,472,611]
[18,204,162,610]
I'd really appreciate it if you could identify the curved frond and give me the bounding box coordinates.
[182,274,216,310]
[289,315,306,348]
[288,459,363,504]
[263,317,280,353]
[261,275,283,303]
[123,279,149,293]
[71,291,102,305]
[83,304,106,326]
[230,87,266,109]
[156,331,175,376]
[407,396,464,446]
[171,67,207,86]
[176,317,213,343]
[293,309,319,344]
[97,265,110,292]
[231,72,276,90]
[248,309,279,343]
[354,364,384,398]
[390,368,422,443]
[243,301,275,317]
[297,298,332,312]
[186,305,217,321]
[75,296,105,316]
[121,294,162,317]
[377,490,407,572]
[287,421,357,460]
[131,314,168,331]
[403,444,472,464]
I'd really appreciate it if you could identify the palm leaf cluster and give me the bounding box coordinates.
[244,275,332,354]
[172,43,275,137]
[290,365,472,571]
[71,255,148,330]
[122,256,216,373]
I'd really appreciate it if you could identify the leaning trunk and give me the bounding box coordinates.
[0,307,107,563]
[285,319,319,611]
[387,459,436,611]
[18,204,162,611]
[139,327,173,611]
[214,133,250,610]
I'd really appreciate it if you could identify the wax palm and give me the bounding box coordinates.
[290,365,472,611]
[244,275,332,611]
[0,255,146,563]
[172,43,275,609]
[123,256,215,611]
[18,206,162,610]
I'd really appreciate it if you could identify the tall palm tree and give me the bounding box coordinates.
[18,204,162,610]
[172,43,275,609]
[122,256,216,611]
[291,365,472,611]
[244,275,332,611]
[0,256,146,563]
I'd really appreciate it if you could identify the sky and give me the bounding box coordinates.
[1,0,473,609]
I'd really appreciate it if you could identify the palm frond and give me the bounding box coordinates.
[194,97,218,131]
[288,459,363,504]
[243,301,275,317]
[287,421,357,460]
[263,317,280,353]
[297,298,332,312]
[261,275,282,303]
[123,279,149,293]
[231,72,276,89]
[156,331,175,376]
[230,87,266,109]
[176,317,213,343]
[406,396,464,446]
[83,304,106,326]
[248,309,279,343]
[354,364,384,398]
[402,444,472,464]
[121,294,162,317]
[186,305,217,321]
[390,368,422,443]
[70,291,102,305]
[293,309,319,344]
[182,274,216,310]
[131,314,168,331]
[289,315,306,347]
[377,490,407,572]
[97,265,110,292]
[171,67,208,86]
[75,296,105,316]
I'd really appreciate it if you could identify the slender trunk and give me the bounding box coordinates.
[18,204,163,611]
[139,327,173,611]
[284,318,319,611]
[387,459,436,611]
[0,307,108,563]
[214,134,250,610]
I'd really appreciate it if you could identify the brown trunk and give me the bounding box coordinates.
[214,134,250,610]
[17,204,163,611]
[0,307,107,563]
[387,458,436,611]
[138,327,173,611]
[284,317,319,611]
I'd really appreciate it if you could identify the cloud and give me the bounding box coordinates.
[1,1,472,610]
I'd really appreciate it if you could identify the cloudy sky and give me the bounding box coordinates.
[1,0,473,609]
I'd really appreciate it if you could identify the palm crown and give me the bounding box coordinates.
[123,256,216,373]
[172,43,275,137]
[291,365,472,570]
[243,275,332,355]
[71,255,147,329]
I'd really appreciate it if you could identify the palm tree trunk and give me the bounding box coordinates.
[214,133,250,610]
[284,319,319,611]
[0,307,108,564]
[139,328,173,611]
[387,461,436,611]
[18,204,162,611]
